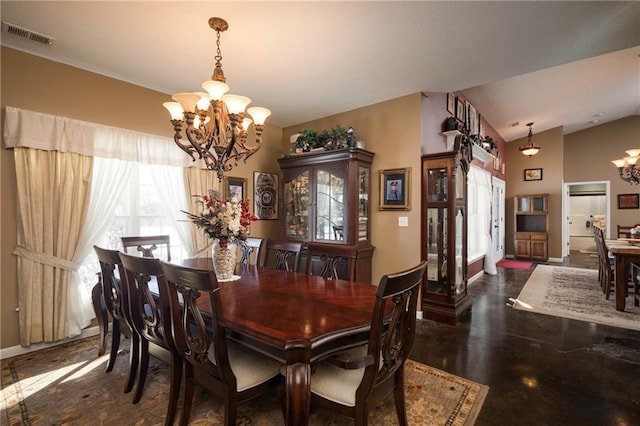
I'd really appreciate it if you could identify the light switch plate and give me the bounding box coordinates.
[398,216,408,227]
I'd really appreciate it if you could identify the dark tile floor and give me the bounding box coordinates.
[410,252,640,426]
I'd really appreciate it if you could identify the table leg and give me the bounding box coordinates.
[614,255,628,312]
[285,362,311,426]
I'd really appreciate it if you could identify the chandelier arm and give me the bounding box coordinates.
[170,120,198,161]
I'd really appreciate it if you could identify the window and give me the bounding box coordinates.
[467,166,492,262]
[78,160,189,292]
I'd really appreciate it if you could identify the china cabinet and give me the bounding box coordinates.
[420,134,472,324]
[277,148,375,283]
[514,193,549,260]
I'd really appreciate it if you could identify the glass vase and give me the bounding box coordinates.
[212,238,237,280]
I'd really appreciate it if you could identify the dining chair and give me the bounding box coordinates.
[93,245,137,393]
[594,226,614,296]
[158,260,282,426]
[306,241,358,280]
[239,236,264,265]
[121,235,171,261]
[118,252,181,426]
[309,261,428,426]
[262,238,303,272]
[617,225,633,239]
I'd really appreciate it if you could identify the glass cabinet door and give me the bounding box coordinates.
[358,166,370,241]
[284,170,310,238]
[315,167,345,242]
[454,208,465,295]
[531,196,547,212]
[516,196,529,212]
[426,207,447,294]
[427,167,448,202]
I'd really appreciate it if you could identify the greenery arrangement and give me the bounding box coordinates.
[294,125,356,152]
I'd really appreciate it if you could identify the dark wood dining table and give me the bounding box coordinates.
[606,240,640,311]
[181,258,379,426]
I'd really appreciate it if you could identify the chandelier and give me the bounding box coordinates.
[163,17,270,181]
[611,148,640,185]
[519,122,540,157]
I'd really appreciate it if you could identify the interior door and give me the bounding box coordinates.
[491,177,505,261]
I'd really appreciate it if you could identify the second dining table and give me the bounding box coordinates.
[180,258,380,426]
[606,239,640,311]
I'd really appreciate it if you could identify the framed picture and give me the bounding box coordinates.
[223,176,246,201]
[467,103,477,135]
[379,168,411,211]
[524,168,543,181]
[455,97,466,123]
[253,171,279,219]
[493,151,501,171]
[446,93,455,114]
[617,193,639,209]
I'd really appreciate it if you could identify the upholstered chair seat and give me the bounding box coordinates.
[207,341,282,392]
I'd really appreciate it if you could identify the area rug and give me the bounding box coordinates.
[496,259,532,270]
[512,264,640,331]
[1,336,488,425]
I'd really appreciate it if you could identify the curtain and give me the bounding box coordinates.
[467,166,495,274]
[4,106,210,345]
[3,106,203,168]
[13,147,92,345]
[71,157,136,331]
[183,167,221,257]
[149,164,195,257]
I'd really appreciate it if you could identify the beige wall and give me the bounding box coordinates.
[1,47,283,349]
[283,94,424,285]
[505,126,564,259]
[564,116,640,233]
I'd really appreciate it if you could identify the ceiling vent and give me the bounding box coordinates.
[2,21,54,46]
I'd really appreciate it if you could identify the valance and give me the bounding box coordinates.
[3,106,206,168]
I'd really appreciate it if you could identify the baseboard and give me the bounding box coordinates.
[0,326,100,360]
[468,270,485,285]
[547,257,564,263]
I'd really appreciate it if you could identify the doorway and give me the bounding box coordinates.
[491,177,505,261]
[562,181,610,257]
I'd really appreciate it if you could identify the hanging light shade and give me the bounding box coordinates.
[519,122,540,157]
[611,148,640,185]
[163,17,270,181]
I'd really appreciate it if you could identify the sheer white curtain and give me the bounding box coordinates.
[467,166,493,273]
[148,164,195,257]
[70,157,135,331]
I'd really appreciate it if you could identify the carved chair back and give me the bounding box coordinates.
[262,238,302,272]
[121,235,171,261]
[306,242,357,280]
[239,237,264,266]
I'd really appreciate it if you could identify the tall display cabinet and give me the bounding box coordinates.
[421,135,472,324]
[277,148,375,283]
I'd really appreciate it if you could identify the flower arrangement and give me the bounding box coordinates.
[631,224,640,236]
[183,191,257,248]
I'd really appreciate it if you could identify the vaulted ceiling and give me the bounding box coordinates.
[1,1,638,142]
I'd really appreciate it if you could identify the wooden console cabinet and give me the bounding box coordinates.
[514,194,549,261]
